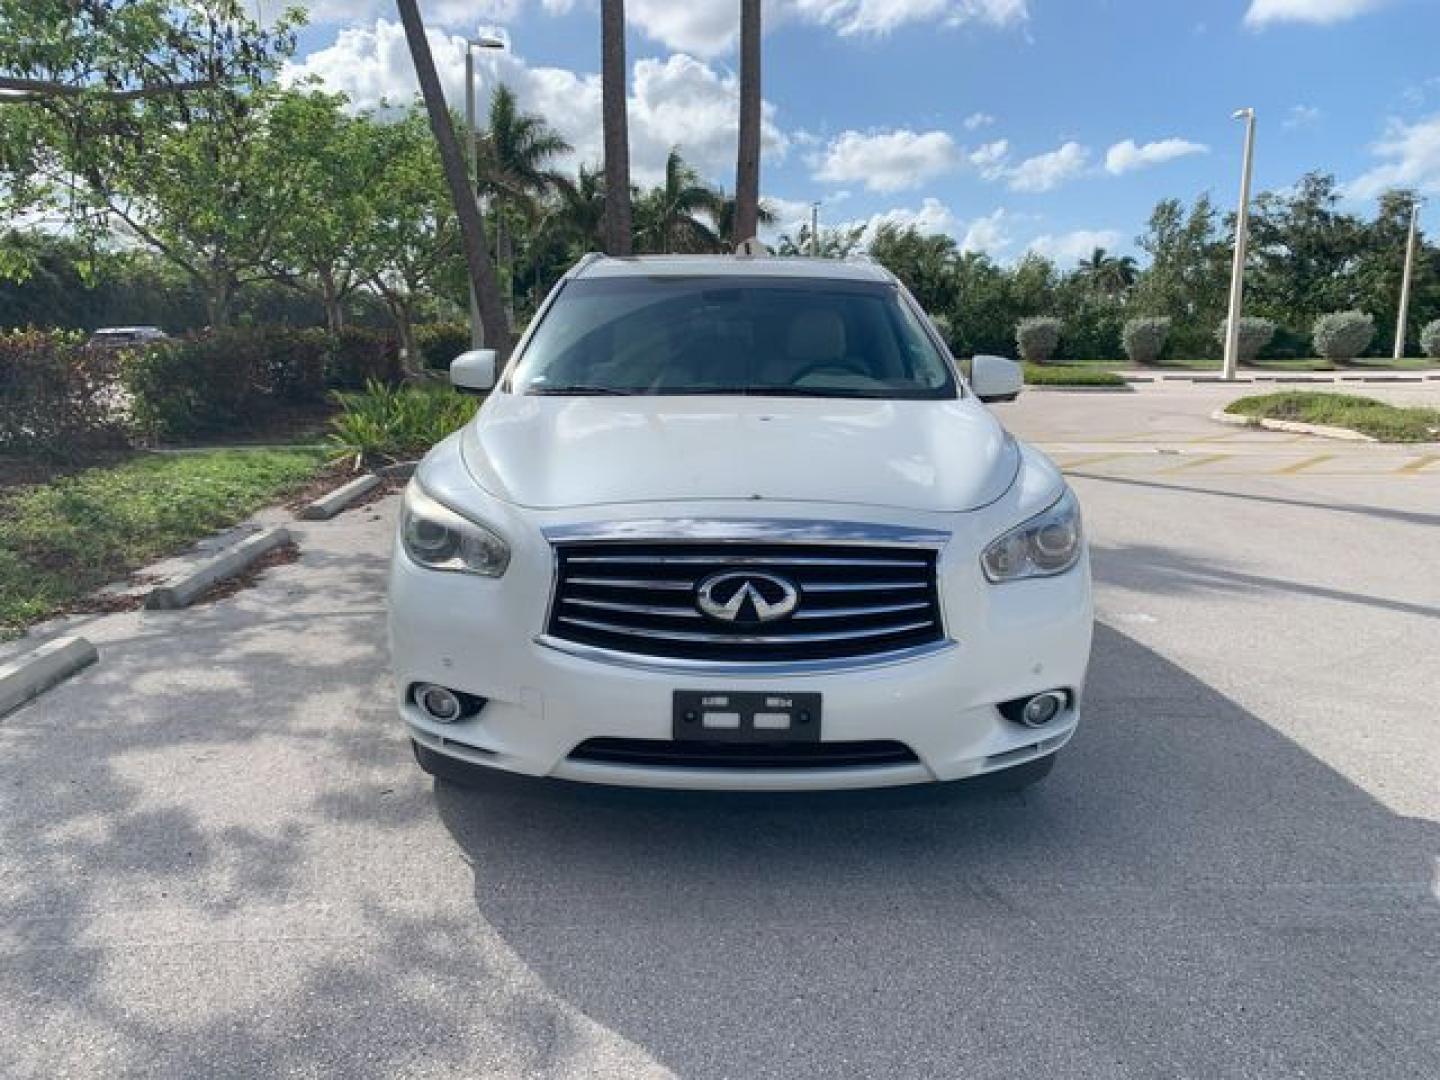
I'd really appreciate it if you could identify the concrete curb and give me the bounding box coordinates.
[299,474,382,520]
[377,460,419,480]
[0,636,98,718]
[1025,384,1133,393]
[144,527,294,610]
[1210,408,1378,443]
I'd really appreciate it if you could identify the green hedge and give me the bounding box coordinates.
[0,329,129,458]
[414,322,471,371]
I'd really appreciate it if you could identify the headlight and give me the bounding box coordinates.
[400,483,510,577]
[981,488,1083,582]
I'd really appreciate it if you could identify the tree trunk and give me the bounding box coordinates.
[733,0,762,248]
[319,267,344,332]
[395,0,513,359]
[601,0,633,256]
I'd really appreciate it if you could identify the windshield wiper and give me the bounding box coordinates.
[745,386,887,398]
[526,385,637,396]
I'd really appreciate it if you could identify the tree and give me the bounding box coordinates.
[601,0,633,256]
[1130,195,1228,357]
[633,149,723,254]
[715,195,775,249]
[0,0,302,323]
[395,0,511,357]
[733,0,762,247]
[1076,247,1137,297]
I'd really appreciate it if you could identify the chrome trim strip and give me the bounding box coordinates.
[534,634,957,676]
[567,576,695,590]
[791,600,931,620]
[543,518,950,547]
[566,554,928,568]
[801,580,928,593]
[555,614,935,645]
[563,596,703,618]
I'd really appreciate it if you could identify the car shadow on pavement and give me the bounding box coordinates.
[434,622,1440,1079]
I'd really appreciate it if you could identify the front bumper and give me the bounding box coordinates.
[387,513,1093,791]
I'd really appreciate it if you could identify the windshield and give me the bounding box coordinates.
[508,275,958,399]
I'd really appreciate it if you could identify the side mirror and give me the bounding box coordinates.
[969,354,1022,403]
[450,349,496,394]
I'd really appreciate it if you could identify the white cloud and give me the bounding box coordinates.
[968,138,1010,179]
[1243,0,1387,28]
[811,128,960,192]
[1007,141,1090,192]
[789,0,1028,38]
[1283,105,1323,130]
[1348,113,1440,198]
[295,0,524,26]
[854,197,961,242]
[283,20,787,186]
[1027,229,1125,263]
[963,111,996,131]
[959,207,1013,255]
[1103,137,1208,175]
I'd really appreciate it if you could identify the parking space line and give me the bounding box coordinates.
[1275,454,1335,475]
[1398,454,1440,474]
[1158,453,1230,474]
[1058,452,1129,470]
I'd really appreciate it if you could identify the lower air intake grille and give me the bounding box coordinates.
[568,738,919,770]
[547,540,943,663]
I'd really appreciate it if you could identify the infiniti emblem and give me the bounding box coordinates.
[695,570,800,624]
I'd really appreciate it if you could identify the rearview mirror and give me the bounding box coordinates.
[450,349,496,394]
[969,354,1022,403]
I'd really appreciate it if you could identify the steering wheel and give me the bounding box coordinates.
[788,357,872,384]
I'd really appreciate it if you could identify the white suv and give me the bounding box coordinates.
[387,255,1092,791]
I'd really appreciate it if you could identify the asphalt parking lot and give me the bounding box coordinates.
[2,383,1438,1078]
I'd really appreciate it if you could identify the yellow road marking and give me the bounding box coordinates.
[1398,454,1440,474]
[1159,453,1230,474]
[1058,452,1129,470]
[1275,453,1335,475]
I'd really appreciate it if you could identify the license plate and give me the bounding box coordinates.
[672,691,822,743]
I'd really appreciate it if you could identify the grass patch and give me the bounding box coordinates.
[1023,363,1127,387]
[1225,391,1440,442]
[327,380,479,467]
[1,447,326,635]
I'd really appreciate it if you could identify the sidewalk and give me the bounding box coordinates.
[1117,367,1440,385]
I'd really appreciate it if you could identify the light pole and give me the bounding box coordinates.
[1394,197,1423,360]
[1222,107,1256,381]
[465,32,507,350]
[809,201,820,257]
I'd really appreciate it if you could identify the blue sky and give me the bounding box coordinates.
[285,0,1440,265]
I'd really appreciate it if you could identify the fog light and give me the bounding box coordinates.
[1019,691,1066,728]
[414,683,462,723]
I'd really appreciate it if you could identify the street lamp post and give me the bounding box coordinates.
[1222,107,1256,382]
[1394,198,1422,361]
[465,33,507,350]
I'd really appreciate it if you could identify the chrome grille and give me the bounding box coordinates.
[546,539,944,663]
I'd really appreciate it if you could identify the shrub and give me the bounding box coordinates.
[1122,317,1171,366]
[1214,317,1277,365]
[1312,310,1375,363]
[1016,317,1062,365]
[0,329,129,458]
[414,322,472,370]
[123,333,261,440]
[327,379,478,465]
[326,327,402,390]
[1420,319,1440,360]
[1056,307,1122,364]
[255,327,329,402]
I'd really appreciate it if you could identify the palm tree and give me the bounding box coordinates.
[547,164,607,254]
[475,84,571,325]
[634,148,724,253]
[716,194,776,250]
[732,0,762,246]
[393,0,510,355]
[1077,247,1138,297]
[601,0,633,255]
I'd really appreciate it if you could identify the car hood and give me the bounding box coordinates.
[460,394,1019,513]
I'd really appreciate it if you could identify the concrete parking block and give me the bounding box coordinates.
[0,636,98,718]
[144,526,293,610]
[299,473,382,520]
